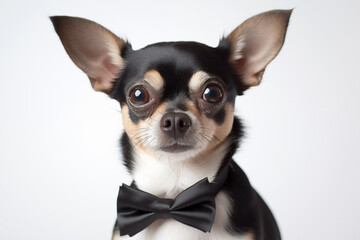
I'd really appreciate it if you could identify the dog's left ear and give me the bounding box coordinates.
[224,9,292,93]
[50,16,128,94]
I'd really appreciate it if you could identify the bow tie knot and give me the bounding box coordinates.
[154,198,173,218]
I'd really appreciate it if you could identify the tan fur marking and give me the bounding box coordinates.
[188,71,210,93]
[185,101,234,154]
[143,102,167,127]
[184,101,203,121]
[121,105,140,143]
[121,103,167,152]
[143,70,164,91]
[213,104,234,144]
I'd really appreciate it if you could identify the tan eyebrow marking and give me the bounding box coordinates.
[188,71,211,93]
[143,70,164,91]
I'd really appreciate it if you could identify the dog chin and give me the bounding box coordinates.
[155,136,202,154]
[148,145,205,161]
[160,144,193,153]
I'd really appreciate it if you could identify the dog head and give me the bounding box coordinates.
[51,10,291,163]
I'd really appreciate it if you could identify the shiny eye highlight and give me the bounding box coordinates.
[202,84,223,103]
[129,86,150,105]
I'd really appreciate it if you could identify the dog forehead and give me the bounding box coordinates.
[140,41,220,65]
[123,42,230,96]
[126,42,225,78]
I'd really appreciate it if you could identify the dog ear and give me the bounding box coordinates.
[50,16,128,94]
[225,9,292,93]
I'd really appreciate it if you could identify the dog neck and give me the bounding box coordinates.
[129,139,231,199]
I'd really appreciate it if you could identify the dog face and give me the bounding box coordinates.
[112,42,238,161]
[51,10,291,161]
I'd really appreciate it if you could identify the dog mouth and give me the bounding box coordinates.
[160,143,193,153]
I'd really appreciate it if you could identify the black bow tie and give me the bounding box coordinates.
[116,164,229,237]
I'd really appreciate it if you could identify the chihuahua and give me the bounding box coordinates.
[51,9,291,240]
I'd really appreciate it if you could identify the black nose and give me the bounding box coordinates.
[160,112,192,138]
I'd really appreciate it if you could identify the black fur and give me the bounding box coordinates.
[120,132,135,173]
[219,118,280,239]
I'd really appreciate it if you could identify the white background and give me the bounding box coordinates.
[1,0,360,239]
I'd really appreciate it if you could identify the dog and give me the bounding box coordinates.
[51,9,291,240]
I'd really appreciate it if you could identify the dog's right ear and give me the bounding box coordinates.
[50,16,128,94]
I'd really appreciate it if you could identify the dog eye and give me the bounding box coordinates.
[129,86,150,105]
[202,84,223,103]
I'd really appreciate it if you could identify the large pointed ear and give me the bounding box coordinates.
[225,9,292,93]
[50,16,129,94]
